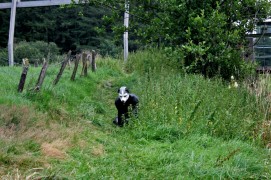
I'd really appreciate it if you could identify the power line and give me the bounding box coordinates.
[89,0,152,23]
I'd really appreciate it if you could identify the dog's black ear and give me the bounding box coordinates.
[125,87,129,93]
[118,86,129,93]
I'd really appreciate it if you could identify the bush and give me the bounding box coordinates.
[30,41,60,61]
[98,39,122,58]
[179,10,257,80]
[0,48,8,66]
[14,41,60,65]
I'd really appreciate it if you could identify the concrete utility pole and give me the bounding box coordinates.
[7,0,17,66]
[123,0,129,62]
[0,0,80,66]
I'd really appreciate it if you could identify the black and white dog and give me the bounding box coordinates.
[113,86,139,126]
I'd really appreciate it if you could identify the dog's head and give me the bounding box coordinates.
[118,86,130,103]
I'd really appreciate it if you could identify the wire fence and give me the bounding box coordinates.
[0,50,97,93]
[0,55,68,67]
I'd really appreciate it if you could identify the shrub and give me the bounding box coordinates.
[179,10,257,80]
[0,48,8,66]
[14,41,60,65]
[98,39,122,58]
[29,41,60,61]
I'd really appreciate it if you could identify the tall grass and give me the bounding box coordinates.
[0,50,270,178]
[125,50,266,142]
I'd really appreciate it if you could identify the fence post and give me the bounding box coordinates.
[71,53,81,81]
[81,52,88,77]
[53,50,71,85]
[34,59,48,91]
[18,58,29,92]
[91,50,96,72]
[67,57,71,70]
[87,53,92,67]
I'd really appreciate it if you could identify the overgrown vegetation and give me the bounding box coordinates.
[0,50,270,178]
[2,0,270,79]
[89,0,270,79]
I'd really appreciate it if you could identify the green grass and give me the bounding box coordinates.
[0,50,270,179]
[59,134,269,179]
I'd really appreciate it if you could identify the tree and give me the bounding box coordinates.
[88,0,271,79]
[0,8,10,47]
[0,3,119,56]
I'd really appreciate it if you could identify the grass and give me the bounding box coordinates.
[0,49,271,179]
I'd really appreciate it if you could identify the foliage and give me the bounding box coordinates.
[0,7,9,48]
[1,0,266,77]
[0,48,8,66]
[89,0,271,79]
[0,3,121,57]
[179,7,258,80]
[99,39,122,58]
[14,41,60,64]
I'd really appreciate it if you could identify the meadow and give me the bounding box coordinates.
[0,49,270,179]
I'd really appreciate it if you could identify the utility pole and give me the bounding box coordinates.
[123,0,129,62]
[8,0,17,66]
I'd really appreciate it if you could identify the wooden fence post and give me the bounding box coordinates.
[34,59,48,91]
[81,52,88,77]
[87,53,92,67]
[71,53,81,81]
[91,50,96,72]
[53,50,71,85]
[67,57,71,70]
[18,58,29,93]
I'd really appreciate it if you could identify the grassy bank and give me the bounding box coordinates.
[0,50,270,179]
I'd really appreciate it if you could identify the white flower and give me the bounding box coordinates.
[231,75,234,80]
[234,81,238,88]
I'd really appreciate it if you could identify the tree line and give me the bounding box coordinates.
[88,0,271,79]
[1,0,271,80]
[0,2,123,57]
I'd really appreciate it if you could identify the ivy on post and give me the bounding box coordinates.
[71,53,81,81]
[18,58,29,93]
[34,58,48,91]
[53,50,71,85]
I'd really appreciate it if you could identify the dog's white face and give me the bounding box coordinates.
[119,86,129,103]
